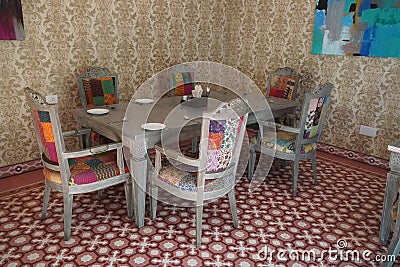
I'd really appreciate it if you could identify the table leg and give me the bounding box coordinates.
[380,172,399,243]
[127,140,148,228]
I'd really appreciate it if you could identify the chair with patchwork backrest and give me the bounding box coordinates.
[150,98,249,247]
[169,71,196,96]
[248,83,333,196]
[24,87,132,241]
[246,67,300,148]
[78,66,119,108]
[77,66,119,145]
[267,67,299,101]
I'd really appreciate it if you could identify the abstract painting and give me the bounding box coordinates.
[0,0,25,40]
[312,0,400,58]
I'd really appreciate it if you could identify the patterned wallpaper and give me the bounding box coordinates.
[0,0,399,168]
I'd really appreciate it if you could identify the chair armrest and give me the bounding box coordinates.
[260,121,300,134]
[154,144,199,167]
[63,128,91,138]
[62,143,122,159]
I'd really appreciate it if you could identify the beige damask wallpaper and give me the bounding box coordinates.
[0,0,399,167]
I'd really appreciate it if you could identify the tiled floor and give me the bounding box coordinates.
[0,151,394,266]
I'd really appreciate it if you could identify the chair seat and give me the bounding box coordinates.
[261,130,317,154]
[158,164,234,192]
[43,151,128,185]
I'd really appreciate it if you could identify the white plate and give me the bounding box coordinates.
[87,108,110,115]
[135,98,154,104]
[141,123,166,131]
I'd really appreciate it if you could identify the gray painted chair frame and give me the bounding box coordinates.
[149,99,249,247]
[24,87,132,241]
[248,83,333,196]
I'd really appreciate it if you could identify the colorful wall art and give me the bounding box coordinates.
[0,0,25,40]
[312,0,400,58]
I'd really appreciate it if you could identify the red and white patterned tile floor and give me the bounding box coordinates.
[0,155,394,266]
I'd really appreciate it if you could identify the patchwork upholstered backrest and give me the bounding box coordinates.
[24,87,64,166]
[170,71,195,96]
[78,66,119,107]
[298,83,333,142]
[201,98,249,174]
[267,67,299,100]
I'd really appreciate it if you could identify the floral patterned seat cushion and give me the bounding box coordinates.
[158,164,234,192]
[261,130,316,154]
[43,151,128,185]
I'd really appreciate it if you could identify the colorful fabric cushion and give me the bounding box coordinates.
[206,116,244,173]
[158,164,234,192]
[43,151,128,185]
[304,97,327,139]
[171,72,195,96]
[83,77,117,107]
[269,76,296,100]
[33,110,58,163]
[261,130,316,154]
[246,127,259,144]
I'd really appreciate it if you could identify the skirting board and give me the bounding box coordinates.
[0,143,390,179]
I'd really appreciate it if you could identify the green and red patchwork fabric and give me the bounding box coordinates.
[83,77,117,107]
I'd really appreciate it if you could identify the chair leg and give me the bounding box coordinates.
[228,189,239,228]
[191,137,198,153]
[63,193,74,241]
[312,155,318,185]
[196,205,203,248]
[150,185,158,220]
[124,181,133,218]
[98,189,104,197]
[248,147,256,180]
[381,233,400,267]
[292,159,300,197]
[41,181,51,219]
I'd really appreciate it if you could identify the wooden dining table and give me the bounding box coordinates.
[74,91,299,228]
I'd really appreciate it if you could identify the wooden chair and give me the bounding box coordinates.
[267,67,299,100]
[77,66,119,108]
[24,87,132,241]
[246,67,300,150]
[150,98,249,247]
[169,71,196,96]
[248,83,333,196]
[77,66,119,145]
[381,197,400,266]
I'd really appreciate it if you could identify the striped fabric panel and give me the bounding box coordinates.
[42,151,128,185]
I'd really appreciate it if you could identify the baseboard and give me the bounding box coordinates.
[0,159,42,179]
[0,143,390,179]
[317,143,390,170]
